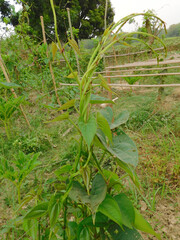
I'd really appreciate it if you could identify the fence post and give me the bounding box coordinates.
[157,64,167,100]
[106,70,112,107]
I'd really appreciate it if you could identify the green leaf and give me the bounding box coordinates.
[100,107,129,129]
[80,166,91,194]
[100,106,113,125]
[55,165,72,179]
[68,221,78,240]
[97,129,138,167]
[56,99,75,111]
[45,112,69,123]
[49,198,61,228]
[23,219,38,240]
[114,194,135,229]
[134,208,161,240]
[0,82,22,89]
[69,174,107,218]
[115,159,140,188]
[67,71,78,79]
[79,212,108,228]
[97,112,112,142]
[103,169,122,191]
[52,42,58,61]
[24,202,48,219]
[79,227,90,240]
[93,136,106,150]
[80,91,91,117]
[90,94,114,104]
[110,110,129,129]
[98,74,114,93]
[78,115,97,149]
[107,222,144,240]
[68,38,81,55]
[98,195,123,228]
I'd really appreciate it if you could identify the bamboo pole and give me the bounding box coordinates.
[104,0,108,30]
[0,54,31,129]
[66,8,80,77]
[40,16,62,108]
[92,72,180,78]
[57,83,180,88]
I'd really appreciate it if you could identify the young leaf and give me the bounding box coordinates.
[97,112,112,142]
[98,74,114,94]
[0,82,22,89]
[80,166,91,194]
[52,42,58,61]
[103,169,123,191]
[56,99,76,111]
[55,165,73,178]
[68,38,81,55]
[90,94,114,104]
[67,71,78,79]
[45,112,69,123]
[24,202,48,219]
[78,115,97,149]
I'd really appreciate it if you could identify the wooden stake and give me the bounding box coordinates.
[106,70,113,108]
[40,16,62,108]
[0,54,31,129]
[66,8,80,77]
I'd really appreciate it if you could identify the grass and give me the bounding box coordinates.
[0,86,179,239]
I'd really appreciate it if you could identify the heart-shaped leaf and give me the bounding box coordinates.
[78,115,97,149]
[69,174,107,218]
[97,112,112,142]
[114,193,135,229]
[98,195,123,228]
[97,129,138,167]
[107,222,144,240]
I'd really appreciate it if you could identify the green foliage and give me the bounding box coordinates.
[0,5,169,240]
[0,95,24,139]
[0,151,40,203]
[166,22,180,37]
[1,0,114,41]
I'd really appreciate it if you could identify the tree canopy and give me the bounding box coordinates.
[166,23,180,37]
[0,0,114,41]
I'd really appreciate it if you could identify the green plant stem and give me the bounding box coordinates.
[38,219,41,240]
[73,137,82,172]
[4,120,10,140]
[92,152,104,177]
[83,151,92,169]
[63,198,67,240]
[50,0,80,85]
[99,151,107,165]
[17,185,21,204]
[68,118,80,133]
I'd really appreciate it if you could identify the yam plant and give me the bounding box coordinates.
[2,2,167,240]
